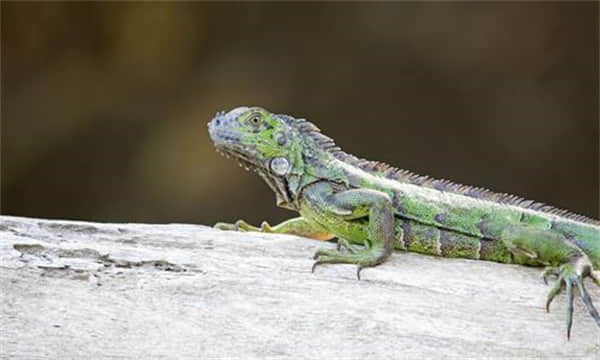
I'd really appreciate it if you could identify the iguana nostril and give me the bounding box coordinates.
[216,119,221,125]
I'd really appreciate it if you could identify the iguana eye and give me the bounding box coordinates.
[248,114,261,125]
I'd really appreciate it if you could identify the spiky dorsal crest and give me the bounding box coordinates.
[278,113,599,226]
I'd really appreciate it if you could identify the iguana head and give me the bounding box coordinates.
[208,106,299,173]
[209,106,347,207]
[208,106,310,207]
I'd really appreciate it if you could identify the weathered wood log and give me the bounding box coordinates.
[1,216,598,358]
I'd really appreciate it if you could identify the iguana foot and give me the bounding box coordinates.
[312,247,389,280]
[214,217,335,241]
[545,263,600,339]
[214,220,266,232]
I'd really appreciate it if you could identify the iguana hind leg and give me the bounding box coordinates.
[501,225,600,338]
[215,217,334,241]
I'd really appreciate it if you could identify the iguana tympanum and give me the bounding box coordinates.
[208,106,600,338]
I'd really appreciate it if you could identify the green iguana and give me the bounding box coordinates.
[208,106,600,338]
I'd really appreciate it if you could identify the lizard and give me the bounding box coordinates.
[208,106,600,339]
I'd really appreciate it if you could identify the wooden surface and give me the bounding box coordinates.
[1,215,599,359]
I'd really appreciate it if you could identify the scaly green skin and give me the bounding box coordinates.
[208,106,600,339]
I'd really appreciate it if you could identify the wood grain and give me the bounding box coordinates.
[1,216,598,359]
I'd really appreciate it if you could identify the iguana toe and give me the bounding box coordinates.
[214,220,251,231]
[335,238,359,253]
[541,266,559,285]
[312,248,390,280]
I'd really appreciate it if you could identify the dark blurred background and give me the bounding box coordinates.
[1,2,598,225]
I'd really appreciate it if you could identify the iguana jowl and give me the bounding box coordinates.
[208,106,600,338]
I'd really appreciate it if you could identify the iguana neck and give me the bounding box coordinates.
[279,145,344,209]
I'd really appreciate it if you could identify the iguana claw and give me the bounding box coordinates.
[356,265,364,280]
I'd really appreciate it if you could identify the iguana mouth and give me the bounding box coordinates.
[214,146,262,173]
[208,111,264,173]
[214,144,292,206]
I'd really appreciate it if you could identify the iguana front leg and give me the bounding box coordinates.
[302,182,394,279]
[215,217,334,241]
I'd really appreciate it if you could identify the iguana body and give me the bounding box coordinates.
[208,106,600,338]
